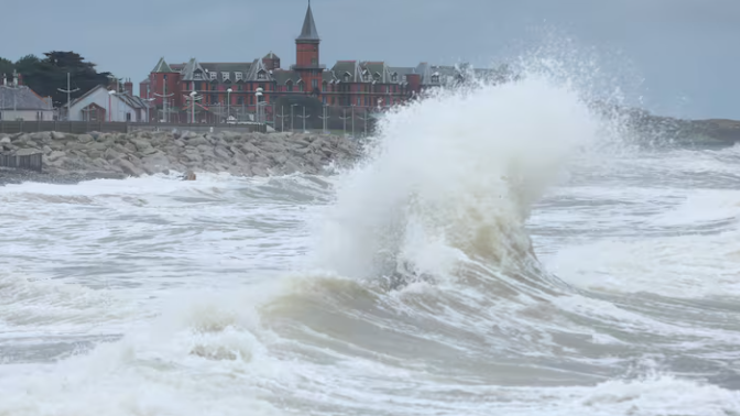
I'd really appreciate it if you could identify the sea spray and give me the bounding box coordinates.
[311,72,603,286]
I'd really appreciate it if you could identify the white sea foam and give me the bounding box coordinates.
[1,57,740,415]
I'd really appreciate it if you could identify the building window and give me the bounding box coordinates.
[286,81,293,92]
[343,74,350,83]
[322,82,327,92]
[222,72,230,82]
[311,57,317,66]
[312,79,318,89]
[431,74,440,83]
[126,112,132,121]
[298,81,304,92]
[257,71,266,80]
[356,97,361,106]
[194,82,202,90]
[211,94,218,104]
[249,95,253,105]
[235,72,243,81]
[209,71,217,80]
[193,71,203,80]
[391,73,398,82]
[237,96,244,105]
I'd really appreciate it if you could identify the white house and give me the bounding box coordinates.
[64,85,151,122]
[0,84,55,122]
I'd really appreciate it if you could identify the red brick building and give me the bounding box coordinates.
[140,1,500,124]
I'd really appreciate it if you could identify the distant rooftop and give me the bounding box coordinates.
[0,85,52,110]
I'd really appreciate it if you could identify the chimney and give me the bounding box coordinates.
[12,69,18,87]
[124,78,133,95]
[17,73,23,86]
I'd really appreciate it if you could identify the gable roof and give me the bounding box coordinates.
[296,1,320,41]
[0,85,53,111]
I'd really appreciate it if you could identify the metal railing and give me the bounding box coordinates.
[0,120,267,135]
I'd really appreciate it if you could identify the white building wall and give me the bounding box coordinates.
[68,88,139,122]
[0,109,55,121]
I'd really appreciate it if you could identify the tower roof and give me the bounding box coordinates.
[296,1,320,42]
[151,57,174,73]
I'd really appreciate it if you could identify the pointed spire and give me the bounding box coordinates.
[151,57,174,73]
[296,0,319,42]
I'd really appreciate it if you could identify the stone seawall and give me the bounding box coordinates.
[0,130,364,185]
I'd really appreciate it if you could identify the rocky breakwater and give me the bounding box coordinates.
[0,130,364,185]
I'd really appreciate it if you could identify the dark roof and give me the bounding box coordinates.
[263,51,280,60]
[296,1,320,42]
[0,85,53,111]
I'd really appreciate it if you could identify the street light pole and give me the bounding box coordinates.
[107,90,116,122]
[227,88,232,122]
[189,91,202,124]
[296,106,309,132]
[57,72,79,121]
[255,87,263,124]
[153,74,174,123]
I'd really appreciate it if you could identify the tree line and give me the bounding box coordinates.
[0,51,113,107]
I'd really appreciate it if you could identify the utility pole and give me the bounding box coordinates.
[338,108,349,135]
[153,74,174,123]
[318,104,329,133]
[297,106,309,132]
[57,72,80,121]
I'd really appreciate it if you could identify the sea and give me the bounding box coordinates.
[1,66,740,416]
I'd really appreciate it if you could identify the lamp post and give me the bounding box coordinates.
[227,87,232,122]
[57,72,79,121]
[189,91,202,124]
[154,74,174,123]
[255,87,263,124]
[107,90,116,122]
[144,97,155,123]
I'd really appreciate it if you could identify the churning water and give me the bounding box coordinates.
[2,64,740,416]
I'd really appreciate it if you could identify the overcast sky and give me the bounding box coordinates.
[1,0,737,119]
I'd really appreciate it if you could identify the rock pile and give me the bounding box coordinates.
[0,130,364,183]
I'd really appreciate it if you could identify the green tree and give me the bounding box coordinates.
[0,58,14,85]
[10,51,112,107]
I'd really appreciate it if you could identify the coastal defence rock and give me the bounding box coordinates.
[0,130,365,183]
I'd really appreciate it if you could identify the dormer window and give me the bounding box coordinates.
[193,70,203,80]
[391,73,398,82]
[343,73,350,82]
[222,72,230,82]
[235,72,243,81]
[209,71,217,80]
[362,70,370,82]
[431,74,440,83]
[257,71,266,80]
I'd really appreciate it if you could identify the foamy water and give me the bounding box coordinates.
[2,71,740,416]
